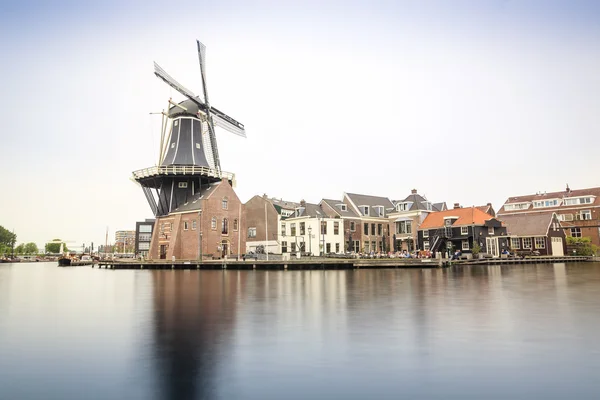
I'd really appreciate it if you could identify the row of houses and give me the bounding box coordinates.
[138,181,600,260]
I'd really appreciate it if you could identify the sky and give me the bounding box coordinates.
[1,0,599,250]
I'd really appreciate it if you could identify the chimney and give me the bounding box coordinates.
[263,193,268,199]
[300,199,306,207]
[411,189,417,194]
[566,184,571,194]
[487,202,492,207]
[453,203,461,209]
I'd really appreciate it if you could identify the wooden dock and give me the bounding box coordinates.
[95,255,593,270]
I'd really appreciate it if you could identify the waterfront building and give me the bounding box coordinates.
[135,219,155,258]
[417,205,507,257]
[244,195,300,254]
[148,178,245,260]
[388,189,447,252]
[282,200,345,256]
[341,192,394,253]
[114,230,135,253]
[498,213,566,256]
[320,198,361,253]
[497,185,600,248]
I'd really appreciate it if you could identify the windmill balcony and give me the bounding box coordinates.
[132,165,235,183]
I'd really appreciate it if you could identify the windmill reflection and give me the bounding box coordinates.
[152,270,240,400]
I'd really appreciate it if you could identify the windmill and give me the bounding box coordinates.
[133,40,246,216]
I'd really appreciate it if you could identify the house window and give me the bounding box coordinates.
[445,219,452,227]
[281,223,286,236]
[371,241,376,251]
[211,217,217,230]
[371,224,375,236]
[183,221,188,230]
[248,227,256,238]
[535,237,546,249]
[360,206,369,216]
[350,221,356,231]
[423,230,429,238]
[192,220,197,230]
[300,222,306,235]
[291,243,296,252]
[335,243,340,253]
[511,238,520,249]
[424,240,430,250]
[299,242,306,252]
[321,221,327,235]
[140,225,152,233]
[364,242,370,253]
[233,219,238,231]
[222,218,228,235]
[578,210,592,220]
[461,226,469,235]
[363,223,368,235]
[523,238,532,249]
[462,240,469,250]
[488,226,494,235]
[377,224,382,235]
[396,221,411,234]
[178,182,188,188]
[570,228,582,238]
[282,241,287,253]
[291,223,296,236]
[353,240,360,252]
[222,198,228,210]
[334,222,339,235]
[138,233,151,241]
[559,214,573,221]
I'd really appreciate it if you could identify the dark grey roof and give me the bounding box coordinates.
[265,197,301,211]
[432,202,447,212]
[170,182,219,213]
[500,213,559,237]
[345,193,394,217]
[321,199,359,218]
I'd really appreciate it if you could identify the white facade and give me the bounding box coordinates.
[280,216,345,255]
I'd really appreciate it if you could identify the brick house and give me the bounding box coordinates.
[342,192,394,254]
[147,178,245,260]
[499,212,566,256]
[244,195,300,254]
[497,185,600,248]
[388,189,447,252]
[417,205,507,257]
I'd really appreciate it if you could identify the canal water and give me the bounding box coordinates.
[1,262,599,400]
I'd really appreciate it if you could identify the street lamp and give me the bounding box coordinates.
[308,226,312,256]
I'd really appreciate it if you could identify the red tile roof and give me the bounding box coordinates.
[419,207,497,229]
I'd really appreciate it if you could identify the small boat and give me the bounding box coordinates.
[58,255,94,267]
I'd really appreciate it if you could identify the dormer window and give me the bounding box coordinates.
[397,203,409,211]
[336,204,347,212]
[421,201,432,211]
[374,206,384,217]
[360,206,369,216]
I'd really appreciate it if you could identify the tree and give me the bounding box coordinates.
[45,239,69,254]
[14,243,25,255]
[24,242,39,255]
[566,236,598,256]
[0,225,16,255]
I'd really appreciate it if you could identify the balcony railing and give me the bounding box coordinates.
[132,165,235,182]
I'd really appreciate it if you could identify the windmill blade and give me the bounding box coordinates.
[206,117,221,171]
[154,62,206,109]
[212,108,246,137]
[197,40,210,106]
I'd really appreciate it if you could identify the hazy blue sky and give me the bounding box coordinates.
[1,0,599,250]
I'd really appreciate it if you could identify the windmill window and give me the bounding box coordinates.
[222,198,228,210]
[178,182,188,188]
[211,217,217,230]
[233,219,238,231]
[183,222,188,231]
[196,143,201,149]
[222,218,228,235]
[174,120,179,126]
[171,143,176,148]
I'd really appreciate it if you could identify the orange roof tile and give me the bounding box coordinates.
[419,207,497,229]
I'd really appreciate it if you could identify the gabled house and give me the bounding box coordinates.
[499,212,566,256]
[497,185,600,248]
[244,194,300,254]
[283,200,345,255]
[343,192,394,253]
[417,205,507,257]
[148,178,245,260]
[320,199,361,252]
[388,189,447,252]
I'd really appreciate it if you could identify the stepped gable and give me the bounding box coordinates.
[420,207,497,229]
